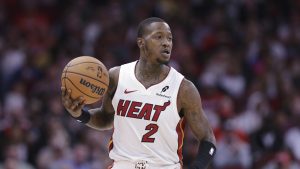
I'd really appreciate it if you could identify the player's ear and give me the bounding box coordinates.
[137,38,144,48]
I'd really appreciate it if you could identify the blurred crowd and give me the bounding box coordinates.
[0,0,300,169]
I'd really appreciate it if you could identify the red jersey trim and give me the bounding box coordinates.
[176,118,185,167]
[108,128,114,152]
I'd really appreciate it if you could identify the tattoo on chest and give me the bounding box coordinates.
[140,73,162,88]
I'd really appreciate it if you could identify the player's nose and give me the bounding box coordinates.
[161,38,171,47]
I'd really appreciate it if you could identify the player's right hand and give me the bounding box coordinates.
[61,86,85,118]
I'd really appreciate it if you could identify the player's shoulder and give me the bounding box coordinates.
[108,66,120,81]
[180,78,197,91]
[107,66,120,91]
[178,78,202,112]
[179,78,199,99]
[109,66,120,75]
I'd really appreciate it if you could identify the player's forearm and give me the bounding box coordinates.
[188,115,216,169]
[86,107,114,131]
[202,126,216,145]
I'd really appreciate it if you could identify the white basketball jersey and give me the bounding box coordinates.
[110,61,185,166]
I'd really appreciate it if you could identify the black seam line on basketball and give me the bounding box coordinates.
[66,62,103,67]
[64,66,69,88]
[65,71,108,86]
[63,77,100,99]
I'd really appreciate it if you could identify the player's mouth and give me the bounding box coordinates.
[161,49,170,55]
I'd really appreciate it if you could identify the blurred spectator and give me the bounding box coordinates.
[70,143,90,169]
[214,123,252,169]
[261,150,300,169]
[285,126,300,161]
[36,118,72,169]
[0,144,34,169]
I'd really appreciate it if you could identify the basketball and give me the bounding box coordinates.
[61,56,109,104]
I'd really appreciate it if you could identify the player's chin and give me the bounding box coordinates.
[157,57,170,65]
[158,53,170,64]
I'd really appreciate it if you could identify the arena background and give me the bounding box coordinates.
[0,0,300,169]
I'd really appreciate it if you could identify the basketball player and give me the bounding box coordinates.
[61,17,216,169]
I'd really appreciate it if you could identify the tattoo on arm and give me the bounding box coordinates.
[179,79,216,144]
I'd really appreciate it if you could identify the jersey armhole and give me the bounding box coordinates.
[175,75,184,118]
[111,67,121,102]
[179,110,184,118]
[110,88,117,100]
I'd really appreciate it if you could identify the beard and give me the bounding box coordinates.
[144,45,170,65]
[157,58,169,65]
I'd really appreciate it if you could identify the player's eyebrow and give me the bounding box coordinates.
[152,31,172,36]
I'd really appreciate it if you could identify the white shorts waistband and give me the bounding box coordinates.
[111,160,181,169]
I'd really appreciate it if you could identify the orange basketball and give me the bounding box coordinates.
[61,56,109,104]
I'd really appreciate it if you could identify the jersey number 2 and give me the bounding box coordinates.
[141,124,158,143]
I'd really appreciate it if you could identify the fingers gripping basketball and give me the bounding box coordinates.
[61,56,109,104]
